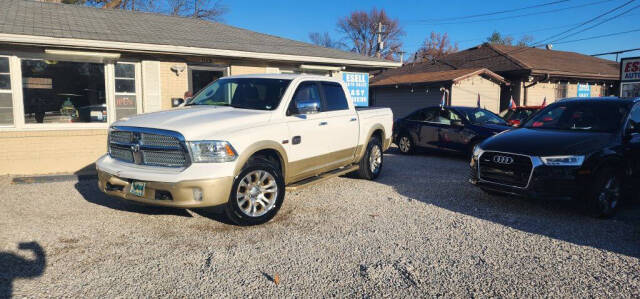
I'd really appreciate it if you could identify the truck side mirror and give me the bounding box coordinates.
[296,99,320,115]
[172,98,185,107]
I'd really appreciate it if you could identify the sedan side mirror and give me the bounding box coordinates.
[172,98,185,107]
[296,99,320,115]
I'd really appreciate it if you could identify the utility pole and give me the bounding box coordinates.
[376,22,384,59]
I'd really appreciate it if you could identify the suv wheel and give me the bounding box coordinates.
[358,136,383,180]
[225,159,285,225]
[588,167,622,218]
[397,134,414,155]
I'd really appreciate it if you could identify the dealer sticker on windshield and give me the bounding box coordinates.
[129,181,146,197]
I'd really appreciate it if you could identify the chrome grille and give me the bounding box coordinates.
[108,127,189,168]
[142,133,182,148]
[110,131,132,144]
[142,150,187,167]
[109,146,134,163]
[478,151,534,188]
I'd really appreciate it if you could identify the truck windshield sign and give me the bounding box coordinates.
[342,72,369,107]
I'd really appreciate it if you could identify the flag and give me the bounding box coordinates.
[509,96,517,110]
[440,91,446,107]
[477,93,481,108]
[542,96,547,107]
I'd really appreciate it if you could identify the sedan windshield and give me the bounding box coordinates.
[523,101,628,132]
[187,78,292,110]
[457,108,507,125]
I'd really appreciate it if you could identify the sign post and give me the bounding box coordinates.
[621,57,640,98]
[341,72,369,107]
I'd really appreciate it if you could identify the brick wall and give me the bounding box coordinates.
[160,62,189,110]
[452,75,501,113]
[0,129,107,175]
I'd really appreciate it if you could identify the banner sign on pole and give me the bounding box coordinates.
[342,72,369,107]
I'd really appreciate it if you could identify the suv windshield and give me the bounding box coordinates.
[523,101,628,132]
[187,78,292,110]
[456,108,507,125]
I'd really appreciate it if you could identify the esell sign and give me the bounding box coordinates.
[622,57,640,81]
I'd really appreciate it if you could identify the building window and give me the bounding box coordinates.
[21,59,106,124]
[0,56,12,125]
[114,63,138,120]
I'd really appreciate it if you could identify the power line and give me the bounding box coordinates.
[548,4,640,44]
[411,0,569,23]
[592,47,640,56]
[406,0,614,25]
[549,28,640,45]
[532,0,635,46]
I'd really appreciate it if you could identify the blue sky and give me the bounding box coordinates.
[221,0,640,61]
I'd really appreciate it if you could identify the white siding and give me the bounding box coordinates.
[451,75,501,113]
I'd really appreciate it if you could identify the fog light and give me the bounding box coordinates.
[193,188,203,201]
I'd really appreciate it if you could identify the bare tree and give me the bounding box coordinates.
[88,0,156,10]
[308,32,344,49]
[413,32,458,62]
[336,8,404,60]
[87,0,227,21]
[516,35,534,46]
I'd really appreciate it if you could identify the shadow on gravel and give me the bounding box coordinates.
[368,149,640,258]
[0,242,46,298]
[74,179,192,217]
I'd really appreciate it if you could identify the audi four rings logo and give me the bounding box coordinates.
[493,155,514,164]
[130,144,140,153]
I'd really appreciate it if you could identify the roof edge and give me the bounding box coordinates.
[452,68,508,85]
[484,43,532,70]
[0,33,401,68]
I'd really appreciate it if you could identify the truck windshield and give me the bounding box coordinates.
[523,102,628,133]
[186,78,292,110]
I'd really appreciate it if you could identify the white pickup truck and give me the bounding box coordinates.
[96,74,393,225]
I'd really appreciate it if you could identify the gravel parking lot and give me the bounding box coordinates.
[2,148,640,297]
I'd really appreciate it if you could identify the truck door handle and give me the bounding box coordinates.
[319,121,328,126]
[350,117,357,122]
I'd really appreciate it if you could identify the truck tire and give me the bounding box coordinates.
[587,166,622,218]
[358,136,383,180]
[397,133,415,155]
[225,159,285,226]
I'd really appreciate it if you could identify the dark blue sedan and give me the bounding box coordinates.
[393,106,511,155]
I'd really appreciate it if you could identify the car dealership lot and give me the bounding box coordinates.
[1,149,640,297]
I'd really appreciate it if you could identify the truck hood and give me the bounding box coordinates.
[480,128,615,156]
[112,106,272,140]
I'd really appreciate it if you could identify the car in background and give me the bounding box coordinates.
[501,106,544,127]
[393,106,511,156]
[469,97,639,217]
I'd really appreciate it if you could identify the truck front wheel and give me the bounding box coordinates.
[357,136,383,180]
[225,160,285,225]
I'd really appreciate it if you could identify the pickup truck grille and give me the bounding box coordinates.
[108,127,190,168]
[478,151,533,188]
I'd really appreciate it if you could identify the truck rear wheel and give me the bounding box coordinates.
[225,159,285,226]
[358,136,383,180]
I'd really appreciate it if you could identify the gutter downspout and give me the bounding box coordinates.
[523,73,550,106]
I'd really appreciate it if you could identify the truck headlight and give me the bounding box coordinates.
[188,141,237,163]
[540,155,584,166]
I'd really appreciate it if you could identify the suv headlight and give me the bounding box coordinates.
[540,155,584,166]
[472,145,484,160]
[188,141,237,163]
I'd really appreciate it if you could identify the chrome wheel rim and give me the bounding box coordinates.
[399,137,410,152]
[598,176,620,213]
[236,170,278,217]
[369,145,382,174]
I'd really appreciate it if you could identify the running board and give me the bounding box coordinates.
[286,165,359,191]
